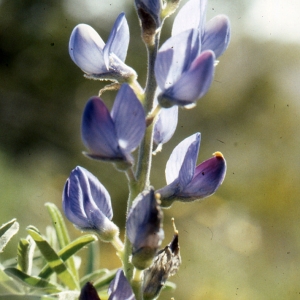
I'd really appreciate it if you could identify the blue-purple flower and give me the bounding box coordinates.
[108,269,135,300]
[156,133,226,207]
[81,84,146,167]
[155,29,215,107]
[172,0,231,58]
[69,13,136,82]
[154,0,230,107]
[126,188,164,270]
[62,166,119,241]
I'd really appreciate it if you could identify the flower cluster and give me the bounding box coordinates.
[64,0,230,299]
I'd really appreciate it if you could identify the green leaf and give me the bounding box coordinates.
[17,237,35,274]
[0,219,19,252]
[80,268,109,287]
[93,269,118,290]
[45,203,70,249]
[45,203,78,282]
[26,226,79,290]
[4,268,62,293]
[39,234,97,279]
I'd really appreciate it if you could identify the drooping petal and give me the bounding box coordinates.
[201,15,231,58]
[108,269,135,300]
[104,13,129,68]
[153,105,178,146]
[69,24,106,74]
[180,151,226,199]
[172,0,207,36]
[165,133,200,185]
[126,188,164,270]
[111,84,146,153]
[81,97,124,161]
[159,50,215,106]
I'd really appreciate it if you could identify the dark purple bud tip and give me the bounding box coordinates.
[79,282,101,300]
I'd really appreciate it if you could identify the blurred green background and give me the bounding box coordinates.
[1,0,300,299]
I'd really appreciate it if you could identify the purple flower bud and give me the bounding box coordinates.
[69,13,136,81]
[81,84,146,167]
[79,282,100,300]
[134,0,163,45]
[62,166,119,241]
[155,29,215,107]
[172,0,231,58]
[108,269,135,300]
[126,188,164,270]
[156,133,226,207]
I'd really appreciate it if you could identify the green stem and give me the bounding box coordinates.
[131,268,143,300]
[122,32,160,299]
[135,34,160,190]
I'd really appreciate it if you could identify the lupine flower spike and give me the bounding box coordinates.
[157,133,226,207]
[69,13,137,82]
[62,166,123,252]
[81,84,146,169]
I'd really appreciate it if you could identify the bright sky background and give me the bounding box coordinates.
[244,0,300,44]
[64,0,300,44]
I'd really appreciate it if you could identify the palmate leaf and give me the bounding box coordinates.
[26,226,79,290]
[39,234,98,279]
[4,268,62,293]
[0,219,19,252]
[45,203,78,281]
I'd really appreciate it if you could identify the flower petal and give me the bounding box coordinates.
[160,50,215,106]
[202,15,231,58]
[111,84,146,153]
[69,24,106,74]
[108,269,135,300]
[63,167,114,231]
[180,151,226,199]
[166,133,200,185]
[153,105,178,145]
[81,97,124,160]
[155,29,200,91]
[104,13,129,67]
[172,0,207,36]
